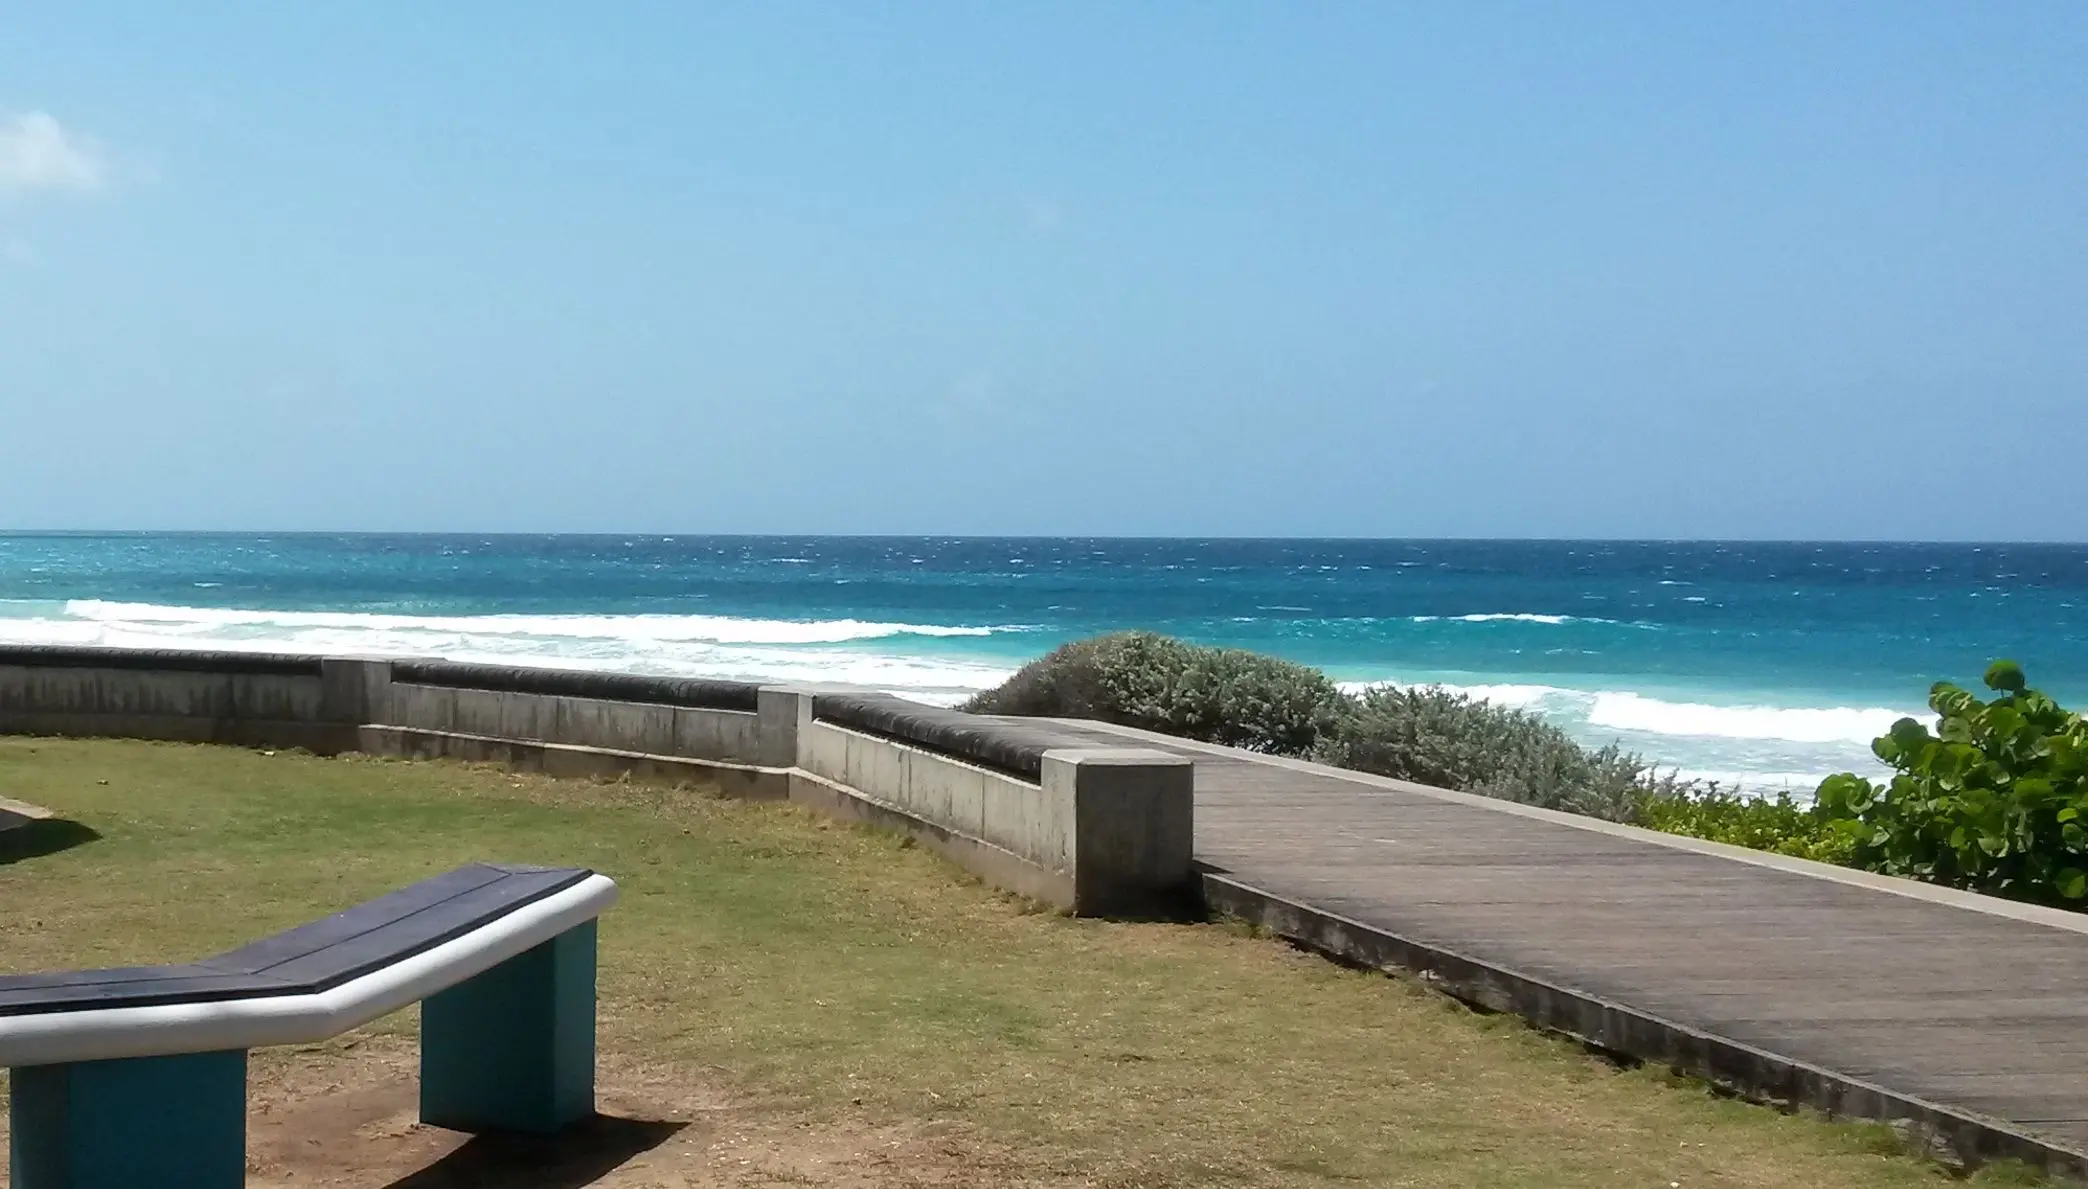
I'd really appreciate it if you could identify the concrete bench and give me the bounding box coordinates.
[0,796,52,833]
[0,863,618,1189]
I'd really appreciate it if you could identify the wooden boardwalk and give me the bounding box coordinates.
[1049,721,2088,1170]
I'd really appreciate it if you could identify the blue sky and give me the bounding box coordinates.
[3,3,2083,539]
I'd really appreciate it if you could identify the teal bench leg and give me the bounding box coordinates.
[8,1049,247,1189]
[420,919,597,1133]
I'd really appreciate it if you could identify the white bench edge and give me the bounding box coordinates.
[0,873,619,1068]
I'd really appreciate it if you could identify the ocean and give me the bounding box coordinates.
[2,534,2083,791]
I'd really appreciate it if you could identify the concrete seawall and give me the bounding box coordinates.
[0,647,363,753]
[0,648,1193,917]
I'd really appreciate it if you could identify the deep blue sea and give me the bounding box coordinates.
[3,534,2084,789]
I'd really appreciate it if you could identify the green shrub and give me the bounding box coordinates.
[1313,685,1659,822]
[1813,660,2088,907]
[962,632,1343,756]
[1634,785,1853,864]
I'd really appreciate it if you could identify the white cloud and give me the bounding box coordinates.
[0,112,109,196]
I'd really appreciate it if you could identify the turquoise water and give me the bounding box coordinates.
[3,534,2084,789]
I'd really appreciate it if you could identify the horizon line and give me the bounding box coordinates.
[4,529,2087,548]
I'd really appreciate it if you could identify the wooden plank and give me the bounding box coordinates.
[0,971,299,1017]
[199,864,517,973]
[217,866,591,989]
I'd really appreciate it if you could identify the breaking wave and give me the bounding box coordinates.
[0,600,1025,707]
[1335,678,1918,746]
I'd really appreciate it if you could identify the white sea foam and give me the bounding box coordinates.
[1453,612,1574,624]
[1335,678,1921,747]
[0,601,1022,705]
[1445,682,1562,709]
[1407,613,1607,626]
[59,600,1002,645]
[1584,692,1916,745]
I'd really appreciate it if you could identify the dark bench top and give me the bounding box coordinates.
[812,692,1098,782]
[0,864,594,1018]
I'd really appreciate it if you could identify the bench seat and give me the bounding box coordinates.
[2,863,618,1189]
[0,864,594,1017]
[0,796,51,833]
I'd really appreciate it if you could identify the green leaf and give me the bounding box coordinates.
[2048,736,2083,770]
[1984,659,2027,694]
[2057,868,2088,899]
[1982,705,2025,740]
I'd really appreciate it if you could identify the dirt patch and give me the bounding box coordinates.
[3,1040,1013,1189]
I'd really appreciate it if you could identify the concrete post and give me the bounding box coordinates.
[1041,748,1196,917]
[318,657,394,728]
[755,687,814,769]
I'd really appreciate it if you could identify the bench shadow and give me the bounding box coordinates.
[0,818,101,866]
[382,1114,688,1189]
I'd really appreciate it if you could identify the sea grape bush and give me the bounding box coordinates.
[1634,785,1853,864]
[1315,685,1658,821]
[963,632,1343,756]
[1813,661,2088,906]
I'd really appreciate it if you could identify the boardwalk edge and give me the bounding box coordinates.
[1198,868,2088,1179]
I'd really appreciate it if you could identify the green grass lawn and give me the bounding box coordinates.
[0,737,2061,1188]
